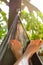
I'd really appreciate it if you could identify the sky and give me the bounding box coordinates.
[0,1,9,19]
[30,0,43,13]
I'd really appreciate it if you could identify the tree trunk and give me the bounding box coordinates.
[8,0,21,29]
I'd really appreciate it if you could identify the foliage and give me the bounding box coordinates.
[37,11,43,20]
[21,10,43,40]
[0,10,7,22]
[0,10,8,39]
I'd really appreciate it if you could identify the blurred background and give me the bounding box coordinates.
[0,0,43,61]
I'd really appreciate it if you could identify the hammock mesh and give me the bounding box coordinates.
[0,14,42,65]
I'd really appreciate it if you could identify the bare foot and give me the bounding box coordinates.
[24,39,43,59]
[10,39,43,65]
[10,39,23,59]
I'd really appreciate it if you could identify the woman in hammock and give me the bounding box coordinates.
[10,39,43,65]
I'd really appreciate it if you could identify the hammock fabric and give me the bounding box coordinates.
[0,14,42,65]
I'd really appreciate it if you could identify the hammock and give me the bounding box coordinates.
[0,13,42,65]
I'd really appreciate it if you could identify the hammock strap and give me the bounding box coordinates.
[0,13,19,60]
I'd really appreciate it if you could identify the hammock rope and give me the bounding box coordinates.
[0,12,42,65]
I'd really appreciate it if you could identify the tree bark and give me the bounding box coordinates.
[21,0,40,12]
[8,0,21,29]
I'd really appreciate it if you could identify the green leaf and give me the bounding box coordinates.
[21,10,43,40]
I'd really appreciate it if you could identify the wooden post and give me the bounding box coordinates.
[8,0,21,29]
